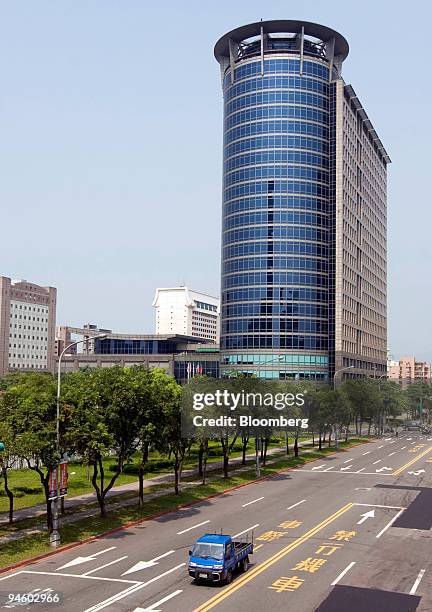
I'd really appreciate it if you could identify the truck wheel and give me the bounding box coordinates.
[225,570,233,584]
[241,557,249,572]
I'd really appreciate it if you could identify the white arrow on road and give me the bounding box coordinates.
[311,464,326,470]
[122,550,175,576]
[408,470,425,477]
[376,467,393,473]
[56,547,116,570]
[357,510,375,524]
[340,466,353,471]
[133,590,183,612]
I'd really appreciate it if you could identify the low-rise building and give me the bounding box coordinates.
[388,356,431,387]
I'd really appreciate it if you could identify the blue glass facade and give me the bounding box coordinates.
[219,51,333,379]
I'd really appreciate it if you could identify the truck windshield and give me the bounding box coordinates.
[191,543,224,560]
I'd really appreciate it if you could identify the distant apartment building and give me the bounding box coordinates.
[388,356,432,386]
[0,276,57,376]
[55,325,77,357]
[153,287,220,343]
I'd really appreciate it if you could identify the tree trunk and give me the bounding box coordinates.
[223,452,229,478]
[294,437,299,458]
[312,432,315,447]
[318,433,322,450]
[328,430,332,446]
[285,432,290,455]
[1,467,14,524]
[262,438,268,466]
[367,420,372,436]
[241,436,248,465]
[198,442,204,478]
[138,442,149,506]
[174,457,181,495]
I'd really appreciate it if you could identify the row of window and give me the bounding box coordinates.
[224,195,329,216]
[225,120,328,145]
[224,165,328,188]
[223,353,329,365]
[225,180,329,202]
[11,304,48,313]
[223,241,327,258]
[226,135,329,158]
[222,287,327,303]
[223,303,328,318]
[223,319,328,333]
[223,256,327,274]
[225,76,329,103]
[223,226,327,245]
[225,105,328,130]
[224,211,326,230]
[225,150,328,173]
[223,272,327,289]
[222,336,329,349]
[228,59,329,84]
[194,300,218,312]
[226,91,328,116]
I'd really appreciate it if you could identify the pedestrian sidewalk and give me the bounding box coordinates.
[1,442,313,526]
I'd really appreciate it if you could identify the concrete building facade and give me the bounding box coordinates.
[388,356,431,387]
[0,276,57,376]
[214,20,389,381]
[153,287,220,343]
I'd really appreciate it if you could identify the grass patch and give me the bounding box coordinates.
[0,438,367,568]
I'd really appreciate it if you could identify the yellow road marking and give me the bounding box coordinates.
[193,503,354,611]
[393,447,432,476]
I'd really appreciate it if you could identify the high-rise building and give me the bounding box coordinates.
[0,276,57,376]
[153,287,220,343]
[215,20,389,381]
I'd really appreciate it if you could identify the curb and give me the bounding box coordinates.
[0,438,369,575]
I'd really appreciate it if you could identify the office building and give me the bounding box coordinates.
[214,20,389,380]
[0,276,57,376]
[388,356,431,387]
[153,287,220,343]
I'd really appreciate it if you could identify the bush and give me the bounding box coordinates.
[13,486,43,495]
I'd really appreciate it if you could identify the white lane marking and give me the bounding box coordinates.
[356,468,365,473]
[242,496,265,507]
[343,458,352,463]
[362,451,371,455]
[357,510,375,524]
[133,589,183,612]
[407,438,412,440]
[340,465,353,471]
[428,438,432,442]
[311,464,326,470]
[354,487,371,491]
[372,460,382,465]
[323,466,335,472]
[293,469,394,476]
[409,569,426,595]
[384,438,392,441]
[401,446,407,450]
[0,571,24,582]
[83,564,185,612]
[408,469,425,476]
[331,561,356,585]
[57,547,117,570]
[20,570,139,584]
[378,445,384,449]
[388,441,396,444]
[233,524,260,538]
[376,508,405,538]
[83,556,128,576]
[388,452,396,456]
[354,502,405,509]
[411,441,417,445]
[376,467,392,472]
[176,520,210,535]
[287,499,307,510]
[122,551,175,576]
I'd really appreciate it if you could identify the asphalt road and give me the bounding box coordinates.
[1,433,432,612]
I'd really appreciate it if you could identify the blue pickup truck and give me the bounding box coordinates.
[188,533,253,585]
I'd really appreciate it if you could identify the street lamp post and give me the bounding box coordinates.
[50,333,107,548]
[332,366,354,449]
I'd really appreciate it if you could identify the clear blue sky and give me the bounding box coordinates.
[1,0,431,360]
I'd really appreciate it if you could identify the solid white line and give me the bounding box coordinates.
[134,590,183,611]
[83,563,185,612]
[388,452,396,456]
[372,460,382,464]
[323,466,335,472]
[287,499,307,510]
[82,556,128,576]
[293,469,394,476]
[343,458,352,463]
[233,524,260,538]
[0,571,23,582]
[354,503,405,509]
[362,451,371,455]
[331,561,356,586]
[376,508,405,538]
[176,520,210,535]
[242,496,265,507]
[409,569,426,595]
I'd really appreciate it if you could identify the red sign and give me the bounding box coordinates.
[48,469,58,500]
[59,461,68,497]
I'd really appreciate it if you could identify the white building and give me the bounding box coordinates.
[153,287,220,343]
[0,277,57,376]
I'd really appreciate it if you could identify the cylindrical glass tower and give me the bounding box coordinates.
[215,20,349,380]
